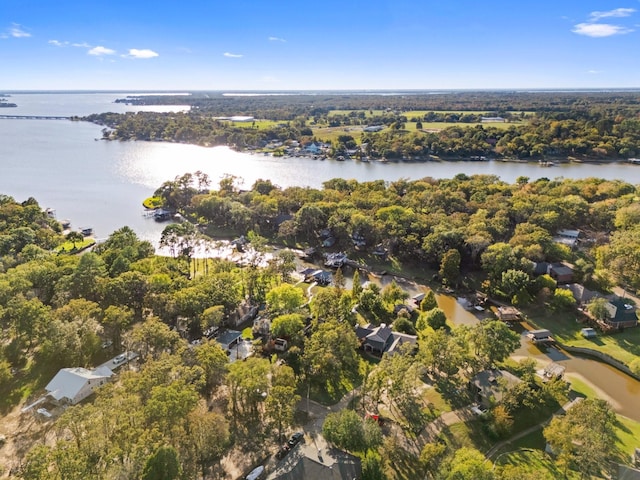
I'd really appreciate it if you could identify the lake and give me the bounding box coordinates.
[2,92,640,244]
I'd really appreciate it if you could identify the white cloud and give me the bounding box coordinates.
[589,8,636,21]
[9,24,31,38]
[268,36,286,42]
[572,22,633,37]
[126,48,159,59]
[587,69,602,74]
[49,39,68,47]
[223,52,243,58]
[72,42,91,48]
[88,45,116,56]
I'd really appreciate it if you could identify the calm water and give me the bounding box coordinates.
[3,93,640,242]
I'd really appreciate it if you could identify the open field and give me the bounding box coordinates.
[227,119,280,129]
[328,109,535,117]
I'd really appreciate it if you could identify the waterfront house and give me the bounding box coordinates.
[469,369,522,407]
[604,298,638,328]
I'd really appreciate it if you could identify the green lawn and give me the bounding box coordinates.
[614,415,640,463]
[525,308,640,366]
[420,384,452,415]
[54,237,96,254]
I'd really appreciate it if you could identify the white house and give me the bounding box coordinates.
[45,366,113,405]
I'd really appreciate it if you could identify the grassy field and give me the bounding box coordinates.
[328,109,535,117]
[54,237,96,254]
[525,308,640,366]
[224,119,280,129]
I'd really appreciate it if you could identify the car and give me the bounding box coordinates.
[113,354,127,364]
[287,432,304,448]
[37,408,52,418]
[470,403,488,416]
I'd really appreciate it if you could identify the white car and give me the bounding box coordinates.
[471,403,488,416]
[113,354,127,364]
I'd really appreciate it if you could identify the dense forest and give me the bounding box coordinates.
[1,171,639,479]
[83,91,640,161]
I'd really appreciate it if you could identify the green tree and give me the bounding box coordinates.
[443,447,494,480]
[544,398,616,479]
[266,284,305,315]
[420,290,438,311]
[420,442,446,479]
[550,288,577,311]
[422,307,447,330]
[271,313,305,345]
[439,249,461,286]
[142,446,181,480]
[470,320,520,368]
[587,297,610,321]
[322,409,379,453]
[186,406,230,479]
[303,320,359,389]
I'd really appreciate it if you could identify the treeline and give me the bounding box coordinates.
[85,92,640,159]
[116,91,640,117]
[161,172,640,293]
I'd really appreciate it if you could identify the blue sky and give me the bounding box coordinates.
[1,0,639,90]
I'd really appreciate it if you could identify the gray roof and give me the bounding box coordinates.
[45,367,113,402]
[366,324,392,344]
[217,330,242,349]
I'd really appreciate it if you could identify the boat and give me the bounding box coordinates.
[80,227,94,237]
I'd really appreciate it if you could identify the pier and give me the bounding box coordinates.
[0,114,71,120]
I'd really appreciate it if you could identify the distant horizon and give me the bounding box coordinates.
[3,87,640,95]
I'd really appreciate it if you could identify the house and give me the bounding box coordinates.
[355,323,417,356]
[554,229,580,248]
[532,261,550,276]
[469,369,522,407]
[324,252,347,268]
[216,330,242,352]
[268,446,362,480]
[385,331,418,356]
[304,142,322,154]
[45,366,113,405]
[496,306,521,322]
[227,299,259,328]
[604,298,638,328]
[481,116,505,123]
[560,283,597,305]
[310,270,332,286]
[548,263,574,284]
